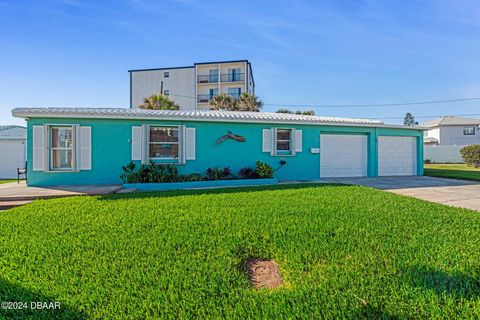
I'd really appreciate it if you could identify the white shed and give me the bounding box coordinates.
[0,125,26,179]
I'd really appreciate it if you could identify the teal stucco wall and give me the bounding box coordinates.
[26,118,423,186]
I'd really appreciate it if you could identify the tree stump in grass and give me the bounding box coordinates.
[247,259,282,289]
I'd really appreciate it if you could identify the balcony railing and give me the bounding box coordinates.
[197,75,219,83]
[220,73,245,82]
[197,94,215,103]
[227,92,241,99]
[197,93,242,103]
[197,73,245,83]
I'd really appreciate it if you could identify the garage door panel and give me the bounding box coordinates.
[0,140,25,179]
[378,136,416,176]
[320,134,368,178]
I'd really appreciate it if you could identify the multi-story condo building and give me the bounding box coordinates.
[129,60,255,110]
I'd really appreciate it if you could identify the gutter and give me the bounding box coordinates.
[11,109,427,131]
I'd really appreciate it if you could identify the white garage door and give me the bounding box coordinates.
[0,140,25,179]
[378,136,417,176]
[320,134,368,178]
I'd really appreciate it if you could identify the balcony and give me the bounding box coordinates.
[197,94,215,103]
[197,73,245,83]
[197,75,218,84]
[220,73,245,82]
[197,93,241,103]
[227,92,241,99]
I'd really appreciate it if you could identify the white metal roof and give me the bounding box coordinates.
[11,107,424,129]
[0,125,26,139]
[423,116,480,127]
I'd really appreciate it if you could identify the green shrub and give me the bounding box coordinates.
[120,161,137,183]
[120,162,184,183]
[182,173,205,182]
[239,167,258,179]
[460,144,480,168]
[255,161,274,178]
[206,167,232,180]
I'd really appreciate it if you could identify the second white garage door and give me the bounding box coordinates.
[378,136,417,176]
[320,134,368,178]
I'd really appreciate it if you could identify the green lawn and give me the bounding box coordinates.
[425,163,480,181]
[1,184,480,319]
[0,179,16,184]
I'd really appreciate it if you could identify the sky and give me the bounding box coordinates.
[1,0,480,126]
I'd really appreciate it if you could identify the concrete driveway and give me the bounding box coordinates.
[0,181,121,210]
[325,176,480,212]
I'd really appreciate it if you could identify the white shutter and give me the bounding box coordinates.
[32,125,46,171]
[80,126,91,170]
[294,129,303,153]
[74,125,80,170]
[262,128,273,153]
[178,125,186,164]
[141,124,149,164]
[131,126,142,160]
[185,127,196,160]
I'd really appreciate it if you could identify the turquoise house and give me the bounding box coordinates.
[12,108,424,187]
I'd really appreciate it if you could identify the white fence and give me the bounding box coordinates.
[424,145,464,163]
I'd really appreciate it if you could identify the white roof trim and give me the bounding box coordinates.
[12,108,426,130]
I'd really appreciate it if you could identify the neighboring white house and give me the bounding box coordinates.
[129,60,255,110]
[423,116,480,163]
[0,125,26,179]
[423,116,480,145]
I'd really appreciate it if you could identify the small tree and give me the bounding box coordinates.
[295,110,315,115]
[276,109,315,115]
[236,93,263,112]
[403,112,417,126]
[209,94,235,111]
[460,144,480,168]
[139,94,179,110]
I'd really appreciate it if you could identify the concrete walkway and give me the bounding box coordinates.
[0,181,121,210]
[325,176,480,212]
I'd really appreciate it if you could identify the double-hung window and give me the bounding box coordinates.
[149,126,179,160]
[50,126,74,170]
[275,129,292,155]
[464,126,475,135]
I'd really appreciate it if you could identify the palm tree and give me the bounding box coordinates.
[236,93,263,112]
[139,94,179,110]
[209,94,235,111]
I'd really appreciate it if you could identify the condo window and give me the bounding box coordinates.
[228,87,241,99]
[209,88,218,100]
[209,69,218,82]
[50,126,73,170]
[164,72,169,78]
[276,129,292,154]
[228,68,242,82]
[149,126,179,159]
[464,126,475,135]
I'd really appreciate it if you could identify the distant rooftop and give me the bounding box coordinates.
[423,116,480,127]
[12,107,423,130]
[0,125,26,139]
